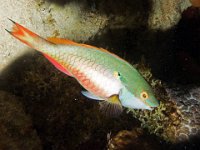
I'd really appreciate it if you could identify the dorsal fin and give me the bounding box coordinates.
[47,37,111,53]
[47,37,78,45]
[46,37,125,63]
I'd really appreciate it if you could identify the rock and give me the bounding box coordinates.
[148,0,191,30]
[108,128,160,150]
[190,0,200,7]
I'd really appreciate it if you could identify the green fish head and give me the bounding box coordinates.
[119,86,159,110]
[118,71,159,110]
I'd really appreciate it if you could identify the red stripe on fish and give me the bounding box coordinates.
[70,66,103,97]
[43,53,72,76]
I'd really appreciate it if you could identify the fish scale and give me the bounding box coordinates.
[42,44,139,99]
[60,49,121,98]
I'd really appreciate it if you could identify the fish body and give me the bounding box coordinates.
[6,19,159,115]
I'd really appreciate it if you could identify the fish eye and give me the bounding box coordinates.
[113,71,121,78]
[140,91,148,100]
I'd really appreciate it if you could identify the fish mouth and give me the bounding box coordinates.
[145,102,159,110]
[142,104,153,110]
[145,97,160,108]
[145,106,153,110]
[147,99,160,110]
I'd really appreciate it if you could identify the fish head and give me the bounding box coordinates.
[119,86,159,110]
[116,71,159,110]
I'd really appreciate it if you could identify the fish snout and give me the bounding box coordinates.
[145,97,160,108]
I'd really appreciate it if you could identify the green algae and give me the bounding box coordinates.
[128,61,182,143]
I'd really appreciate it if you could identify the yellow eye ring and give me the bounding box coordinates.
[140,91,148,100]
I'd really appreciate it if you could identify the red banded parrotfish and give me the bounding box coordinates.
[6,19,159,115]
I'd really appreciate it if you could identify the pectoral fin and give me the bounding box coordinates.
[99,95,123,117]
[82,91,123,117]
[81,91,104,100]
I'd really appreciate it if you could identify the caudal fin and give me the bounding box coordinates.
[5,19,49,51]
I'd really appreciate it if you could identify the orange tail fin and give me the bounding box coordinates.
[5,19,49,51]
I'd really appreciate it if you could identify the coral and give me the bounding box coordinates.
[166,86,200,142]
[0,91,42,150]
[148,0,192,30]
[126,64,179,142]
[127,101,180,143]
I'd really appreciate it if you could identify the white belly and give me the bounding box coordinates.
[85,67,122,98]
[72,63,122,99]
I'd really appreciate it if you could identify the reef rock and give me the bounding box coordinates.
[108,128,161,150]
[126,84,200,144]
[166,86,200,142]
[148,0,191,30]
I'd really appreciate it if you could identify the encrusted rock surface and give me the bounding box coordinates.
[108,128,161,150]
[107,84,200,149]
[148,0,191,30]
[166,86,200,142]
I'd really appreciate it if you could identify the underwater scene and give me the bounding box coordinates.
[0,0,200,149]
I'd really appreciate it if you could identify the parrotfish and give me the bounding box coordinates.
[6,19,159,115]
